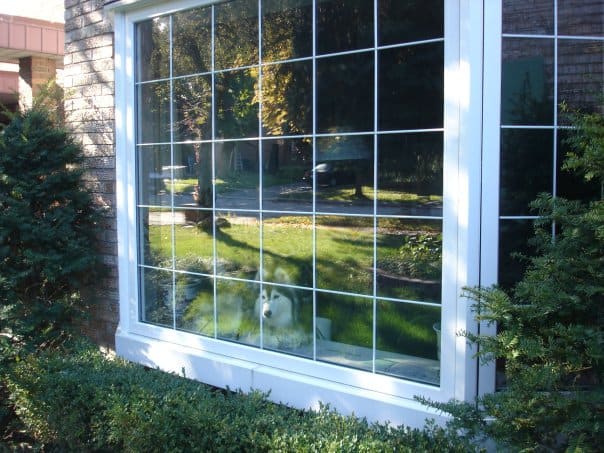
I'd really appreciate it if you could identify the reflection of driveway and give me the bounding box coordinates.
[145,182,442,225]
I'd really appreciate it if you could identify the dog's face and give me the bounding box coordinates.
[256,286,295,329]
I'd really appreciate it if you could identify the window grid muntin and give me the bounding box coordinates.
[134,0,445,385]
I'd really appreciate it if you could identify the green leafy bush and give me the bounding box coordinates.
[5,341,473,452]
[0,108,101,349]
[422,111,604,451]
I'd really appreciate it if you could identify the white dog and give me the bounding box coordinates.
[256,286,295,329]
[252,267,310,349]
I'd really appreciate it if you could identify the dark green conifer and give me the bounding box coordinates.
[0,108,101,348]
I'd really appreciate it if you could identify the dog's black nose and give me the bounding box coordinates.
[264,309,272,318]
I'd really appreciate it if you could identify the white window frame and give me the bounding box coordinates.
[110,0,487,426]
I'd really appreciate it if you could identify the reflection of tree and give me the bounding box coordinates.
[316,0,372,54]
[379,134,442,197]
[262,62,312,137]
[378,0,443,45]
[317,135,372,197]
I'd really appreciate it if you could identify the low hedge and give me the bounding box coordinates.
[4,342,473,452]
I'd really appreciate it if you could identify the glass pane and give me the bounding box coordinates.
[216,279,259,343]
[173,6,212,76]
[316,292,373,372]
[376,300,440,384]
[173,210,214,265]
[379,43,444,131]
[316,215,373,295]
[137,145,171,207]
[215,141,259,210]
[499,219,535,289]
[378,0,443,46]
[377,133,443,216]
[140,267,174,327]
[556,130,601,201]
[262,215,313,288]
[138,207,172,267]
[215,69,259,139]
[136,17,169,82]
[137,81,171,144]
[376,219,442,303]
[173,76,212,142]
[178,275,215,336]
[258,285,313,355]
[215,0,258,70]
[262,0,313,62]
[215,211,260,280]
[500,129,553,216]
[316,0,373,55]
[501,38,554,125]
[262,60,312,136]
[557,40,604,124]
[317,52,374,133]
[558,1,604,36]
[263,139,313,212]
[171,249,214,334]
[502,0,554,35]
[315,135,374,215]
[171,143,213,210]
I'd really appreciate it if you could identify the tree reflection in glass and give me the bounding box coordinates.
[172,6,211,76]
[262,0,312,62]
[262,61,312,136]
[379,43,444,130]
[378,0,443,46]
[137,82,170,144]
[317,0,373,54]
[317,52,373,133]
[262,139,313,211]
[173,76,212,142]
[377,133,443,217]
[136,16,169,82]
[315,135,373,214]
[215,0,258,70]
[215,69,259,139]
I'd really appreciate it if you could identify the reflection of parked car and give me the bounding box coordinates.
[303,161,358,187]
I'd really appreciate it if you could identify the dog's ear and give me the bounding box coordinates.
[254,269,268,282]
[274,267,292,284]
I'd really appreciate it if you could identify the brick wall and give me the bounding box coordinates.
[64,0,117,348]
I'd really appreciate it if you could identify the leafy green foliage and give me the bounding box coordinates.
[397,233,442,280]
[0,108,101,349]
[422,111,604,452]
[5,341,473,452]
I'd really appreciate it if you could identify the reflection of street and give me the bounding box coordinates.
[146,181,442,225]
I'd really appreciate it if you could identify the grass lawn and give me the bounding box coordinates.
[144,215,441,362]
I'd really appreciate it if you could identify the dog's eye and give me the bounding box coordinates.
[273,293,280,300]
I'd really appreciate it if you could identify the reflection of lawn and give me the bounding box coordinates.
[147,218,439,359]
[278,185,442,205]
[164,168,304,196]
[318,186,442,205]
[165,178,197,194]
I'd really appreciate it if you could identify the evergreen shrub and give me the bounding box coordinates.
[420,111,604,451]
[6,341,473,452]
[0,108,101,350]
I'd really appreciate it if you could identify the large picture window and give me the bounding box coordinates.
[134,0,446,386]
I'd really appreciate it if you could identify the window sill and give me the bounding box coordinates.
[115,327,448,428]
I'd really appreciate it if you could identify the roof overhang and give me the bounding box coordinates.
[0,14,63,64]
